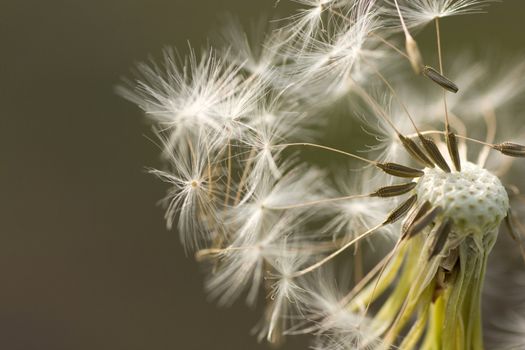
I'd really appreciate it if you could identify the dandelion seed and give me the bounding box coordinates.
[322,171,394,242]
[371,181,417,198]
[217,14,286,85]
[405,205,442,238]
[493,142,525,158]
[386,0,496,28]
[383,193,417,225]
[401,200,432,237]
[262,244,310,343]
[149,134,220,252]
[118,48,246,150]
[419,135,452,172]
[278,0,344,48]
[376,162,424,178]
[279,0,385,100]
[422,65,459,93]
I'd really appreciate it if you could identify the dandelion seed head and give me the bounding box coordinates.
[416,161,509,235]
[122,0,525,347]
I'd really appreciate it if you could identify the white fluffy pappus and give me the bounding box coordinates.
[385,0,496,28]
[258,242,312,343]
[321,169,396,243]
[205,216,312,307]
[279,0,386,100]
[238,95,323,182]
[301,268,386,350]
[277,0,349,49]
[118,47,265,151]
[231,164,326,241]
[216,15,285,85]
[148,133,222,252]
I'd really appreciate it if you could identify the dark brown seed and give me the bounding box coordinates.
[419,135,451,173]
[406,206,442,238]
[446,131,461,172]
[371,182,417,198]
[383,194,418,225]
[429,219,452,259]
[402,201,432,237]
[493,142,525,157]
[422,66,459,93]
[376,163,425,178]
[398,134,434,168]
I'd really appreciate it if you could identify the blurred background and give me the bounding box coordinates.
[1,1,524,349]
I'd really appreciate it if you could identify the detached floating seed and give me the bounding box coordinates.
[493,142,525,157]
[422,66,459,93]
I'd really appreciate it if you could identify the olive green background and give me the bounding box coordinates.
[1,1,524,349]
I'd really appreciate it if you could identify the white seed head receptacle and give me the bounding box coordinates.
[416,161,509,235]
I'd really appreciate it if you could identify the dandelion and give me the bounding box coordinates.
[120,0,525,348]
